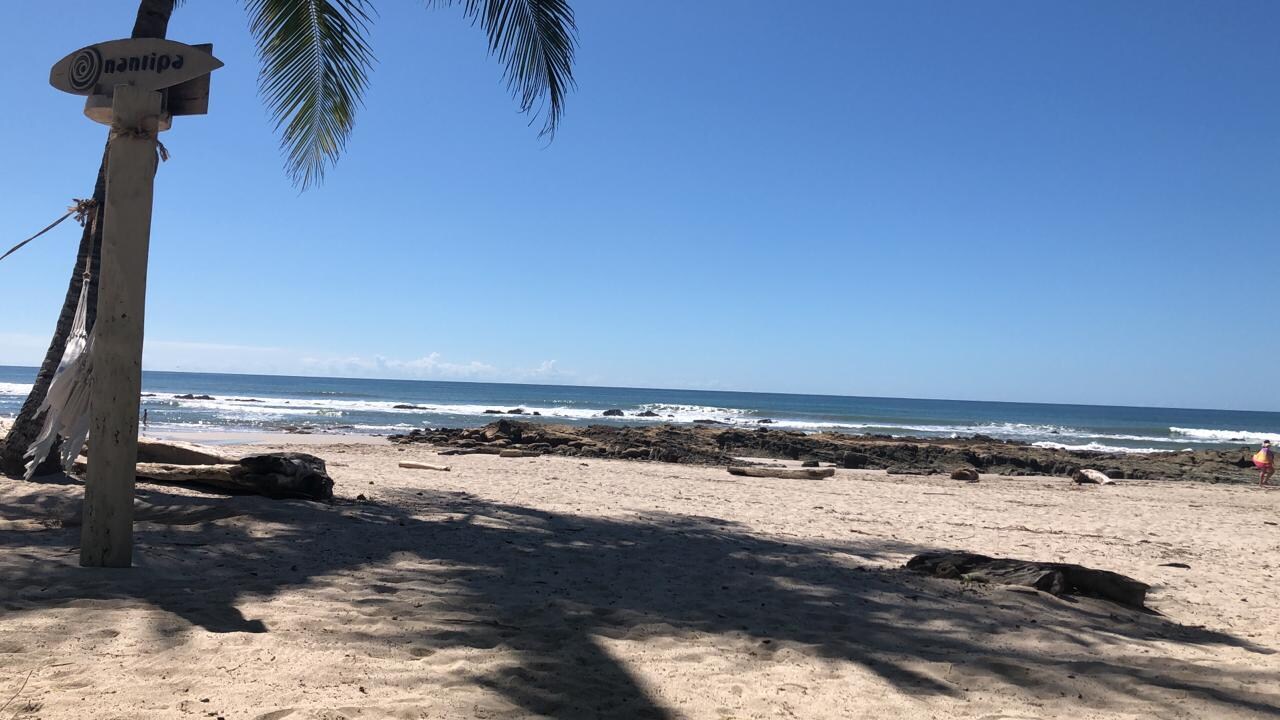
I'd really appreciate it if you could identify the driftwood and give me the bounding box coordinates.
[499,449,541,458]
[136,438,238,465]
[727,466,835,480]
[74,451,333,501]
[134,453,333,500]
[438,447,504,456]
[907,551,1150,609]
[1072,468,1114,485]
[398,461,451,471]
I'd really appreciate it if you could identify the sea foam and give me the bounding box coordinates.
[1170,427,1280,444]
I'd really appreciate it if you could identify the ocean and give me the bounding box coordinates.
[1,365,1277,453]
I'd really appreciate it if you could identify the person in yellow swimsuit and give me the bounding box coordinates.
[1254,440,1274,486]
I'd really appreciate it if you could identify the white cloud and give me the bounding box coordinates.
[2,332,573,384]
[298,352,500,380]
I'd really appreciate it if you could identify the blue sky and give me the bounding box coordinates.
[0,1,1277,410]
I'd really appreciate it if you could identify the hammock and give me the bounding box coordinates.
[25,276,96,478]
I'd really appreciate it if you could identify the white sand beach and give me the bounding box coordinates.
[2,438,1279,719]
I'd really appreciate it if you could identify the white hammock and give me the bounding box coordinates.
[25,277,95,479]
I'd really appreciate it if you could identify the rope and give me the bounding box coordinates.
[0,199,98,265]
[111,119,169,162]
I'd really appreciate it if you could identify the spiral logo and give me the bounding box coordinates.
[68,47,102,92]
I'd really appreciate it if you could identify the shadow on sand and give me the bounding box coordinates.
[2,474,1277,718]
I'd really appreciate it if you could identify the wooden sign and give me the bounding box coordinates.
[50,38,222,96]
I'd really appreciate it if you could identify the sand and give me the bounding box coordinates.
[2,437,1279,719]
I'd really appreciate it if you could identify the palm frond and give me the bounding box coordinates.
[246,0,376,189]
[426,0,577,138]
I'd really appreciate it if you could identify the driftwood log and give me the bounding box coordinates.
[136,438,239,465]
[907,551,1150,609]
[75,451,333,501]
[398,461,451,471]
[1072,468,1114,485]
[727,466,836,480]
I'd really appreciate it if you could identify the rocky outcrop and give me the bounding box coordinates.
[388,420,1257,483]
[907,552,1150,609]
[602,409,625,417]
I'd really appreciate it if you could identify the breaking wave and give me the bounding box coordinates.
[1169,427,1280,444]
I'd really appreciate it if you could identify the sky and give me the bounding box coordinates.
[0,1,1277,410]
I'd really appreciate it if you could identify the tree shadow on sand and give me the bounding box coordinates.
[2,476,1278,718]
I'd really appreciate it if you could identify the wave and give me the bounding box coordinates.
[125,389,1276,451]
[0,382,33,396]
[1170,427,1280,444]
[1032,441,1162,455]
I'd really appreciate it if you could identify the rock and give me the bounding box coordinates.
[175,394,215,401]
[393,404,425,410]
[636,410,660,418]
[907,551,1150,609]
[801,459,820,468]
[507,408,526,415]
[532,411,541,416]
[757,419,775,424]
[238,453,334,500]
[230,398,264,403]
[602,409,625,417]
[1159,562,1190,569]
[839,451,872,469]
[1072,468,1113,485]
[886,465,935,475]
[483,409,505,414]
[385,421,1256,482]
[950,468,980,482]
[693,419,723,425]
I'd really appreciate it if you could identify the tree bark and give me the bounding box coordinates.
[0,0,176,478]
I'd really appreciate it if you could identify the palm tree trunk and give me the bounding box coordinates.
[0,0,176,478]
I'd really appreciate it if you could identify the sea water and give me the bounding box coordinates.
[1,365,1276,453]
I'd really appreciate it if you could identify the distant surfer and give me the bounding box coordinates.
[1254,440,1274,486]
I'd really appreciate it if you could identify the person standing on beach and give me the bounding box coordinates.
[1254,440,1274,486]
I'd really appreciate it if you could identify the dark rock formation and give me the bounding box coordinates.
[907,552,1150,610]
[387,420,1256,482]
[175,394,215,401]
[602,409,625,417]
[951,468,980,482]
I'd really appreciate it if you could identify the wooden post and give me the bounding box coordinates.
[80,85,162,568]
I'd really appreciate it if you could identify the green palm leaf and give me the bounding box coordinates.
[427,0,577,138]
[246,0,376,189]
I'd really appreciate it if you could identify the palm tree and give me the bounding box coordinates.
[0,0,577,476]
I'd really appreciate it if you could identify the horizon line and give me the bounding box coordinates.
[1,364,1274,417]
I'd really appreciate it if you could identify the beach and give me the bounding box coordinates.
[3,435,1279,719]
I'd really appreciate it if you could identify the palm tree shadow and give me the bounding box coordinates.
[2,480,1278,718]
